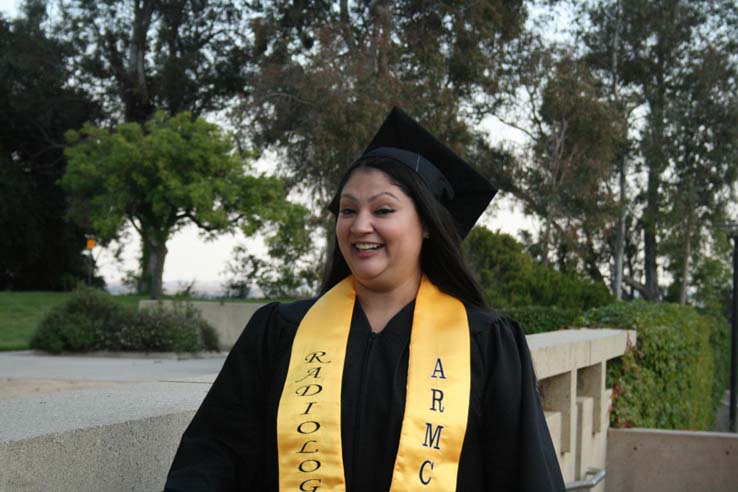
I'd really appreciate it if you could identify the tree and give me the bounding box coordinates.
[0,1,99,289]
[464,226,613,309]
[479,35,624,283]
[55,0,250,124]
[580,0,738,300]
[240,0,526,214]
[52,0,259,294]
[225,204,319,299]
[62,111,302,298]
[660,45,738,304]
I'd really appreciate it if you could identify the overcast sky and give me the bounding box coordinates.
[2,0,539,294]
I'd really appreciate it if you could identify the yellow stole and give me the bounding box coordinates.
[277,275,471,491]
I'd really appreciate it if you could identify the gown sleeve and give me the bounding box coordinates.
[482,316,565,492]
[164,302,280,492]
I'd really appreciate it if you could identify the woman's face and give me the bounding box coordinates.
[336,168,426,292]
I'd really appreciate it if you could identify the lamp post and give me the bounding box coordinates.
[85,238,96,287]
[717,222,738,432]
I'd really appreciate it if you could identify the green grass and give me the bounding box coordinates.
[0,291,283,351]
[0,291,147,351]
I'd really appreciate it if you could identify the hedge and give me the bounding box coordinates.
[31,288,219,353]
[574,301,721,430]
[501,306,580,334]
[700,309,732,410]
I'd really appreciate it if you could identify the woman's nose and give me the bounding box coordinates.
[350,210,373,234]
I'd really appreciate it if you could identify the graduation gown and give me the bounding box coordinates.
[164,299,565,491]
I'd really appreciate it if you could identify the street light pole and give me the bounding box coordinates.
[717,222,738,432]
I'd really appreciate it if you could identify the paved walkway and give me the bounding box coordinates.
[0,350,226,398]
[1,350,227,442]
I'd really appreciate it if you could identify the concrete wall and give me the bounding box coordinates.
[1,328,633,492]
[139,300,266,350]
[0,412,193,492]
[607,428,738,492]
[0,381,210,492]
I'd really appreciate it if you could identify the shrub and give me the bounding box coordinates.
[31,288,123,353]
[465,227,613,309]
[103,304,220,352]
[575,301,716,430]
[31,289,219,353]
[501,306,580,334]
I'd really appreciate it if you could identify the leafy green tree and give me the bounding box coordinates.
[659,45,738,304]
[0,1,99,289]
[225,203,318,299]
[464,226,613,309]
[62,111,302,298]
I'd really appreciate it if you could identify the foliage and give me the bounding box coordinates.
[700,309,732,410]
[225,203,320,299]
[0,2,99,289]
[62,111,301,298]
[241,0,526,219]
[30,288,219,353]
[691,256,734,320]
[101,304,219,353]
[501,306,580,335]
[56,0,250,123]
[464,226,613,309]
[483,36,624,283]
[31,288,125,353]
[579,0,738,300]
[575,301,719,430]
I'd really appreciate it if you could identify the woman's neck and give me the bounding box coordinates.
[354,272,422,333]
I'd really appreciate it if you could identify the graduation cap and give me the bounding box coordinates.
[329,107,497,238]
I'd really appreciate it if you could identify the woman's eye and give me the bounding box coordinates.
[339,208,355,216]
[375,208,394,215]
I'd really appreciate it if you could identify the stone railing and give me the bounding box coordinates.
[528,328,634,488]
[1,309,633,492]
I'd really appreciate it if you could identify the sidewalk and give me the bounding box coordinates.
[0,350,226,382]
[0,350,227,492]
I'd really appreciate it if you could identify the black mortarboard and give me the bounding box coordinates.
[329,107,497,238]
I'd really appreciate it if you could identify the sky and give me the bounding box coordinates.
[0,0,16,17]
[1,0,539,295]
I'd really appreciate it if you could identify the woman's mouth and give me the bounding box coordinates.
[353,242,384,256]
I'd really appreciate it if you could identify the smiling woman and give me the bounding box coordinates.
[335,169,426,329]
[164,108,565,491]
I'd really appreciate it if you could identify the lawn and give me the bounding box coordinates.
[0,291,280,351]
[0,291,146,351]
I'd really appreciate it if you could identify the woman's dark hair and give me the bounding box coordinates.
[320,156,488,309]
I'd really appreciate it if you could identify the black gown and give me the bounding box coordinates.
[164,299,565,491]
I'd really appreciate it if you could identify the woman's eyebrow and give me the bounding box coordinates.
[369,191,399,201]
[340,191,400,202]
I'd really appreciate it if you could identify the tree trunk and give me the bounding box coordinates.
[679,213,694,305]
[609,0,626,300]
[139,231,168,299]
[643,92,664,302]
[541,219,552,266]
[125,0,155,123]
[613,152,626,299]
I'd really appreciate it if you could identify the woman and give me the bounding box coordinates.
[165,108,565,491]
